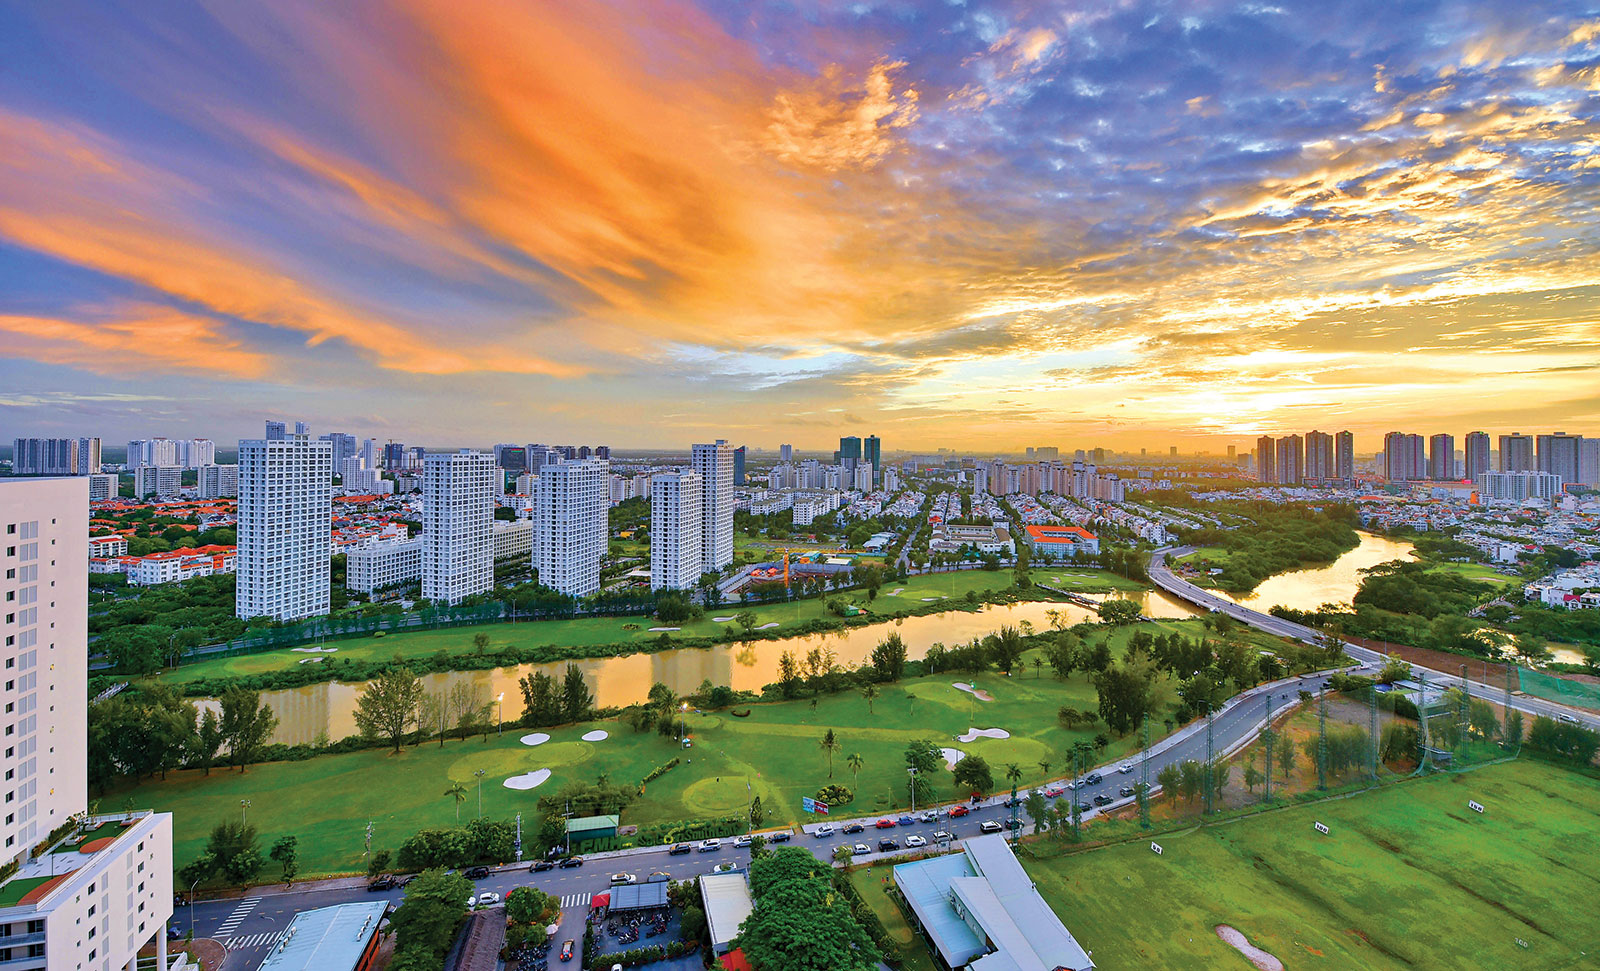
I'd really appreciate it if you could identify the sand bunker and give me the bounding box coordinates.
[957,727,1011,742]
[940,748,966,770]
[754,622,779,630]
[581,730,609,742]
[648,627,680,632]
[503,769,552,791]
[1216,926,1283,971]
[952,683,995,702]
[889,587,905,596]
[712,616,735,622]
[519,733,550,747]
[297,657,325,664]
[290,646,337,654]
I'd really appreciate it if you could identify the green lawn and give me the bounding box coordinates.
[157,568,1139,686]
[1026,758,1600,969]
[1425,561,1519,589]
[848,867,939,971]
[113,619,1212,879]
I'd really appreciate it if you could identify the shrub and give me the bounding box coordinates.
[815,784,853,805]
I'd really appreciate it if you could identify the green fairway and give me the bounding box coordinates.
[1425,560,1519,589]
[1025,759,1600,970]
[112,621,1203,879]
[157,568,1139,686]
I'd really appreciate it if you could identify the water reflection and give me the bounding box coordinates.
[1215,532,1417,613]
[201,589,1199,745]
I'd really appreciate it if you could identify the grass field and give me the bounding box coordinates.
[1425,560,1520,590]
[1024,759,1600,969]
[113,618,1220,879]
[157,568,1142,686]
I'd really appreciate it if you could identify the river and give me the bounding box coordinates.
[1213,531,1416,613]
[199,586,1198,746]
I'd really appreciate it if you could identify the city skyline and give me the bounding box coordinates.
[2,3,1599,448]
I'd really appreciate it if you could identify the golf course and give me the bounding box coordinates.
[1025,758,1600,969]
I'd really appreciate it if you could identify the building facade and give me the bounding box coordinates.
[1499,433,1535,472]
[650,471,702,591]
[1537,433,1582,485]
[1464,431,1491,482]
[236,431,333,620]
[691,441,734,574]
[1429,433,1455,481]
[1383,432,1426,482]
[533,459,608,596]
[422,451,495,606]
[133,466,183,500]
[199,463,239,499]
[345,537,422,594]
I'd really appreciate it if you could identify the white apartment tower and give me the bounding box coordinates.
[0,477,175,971]
[650,472,702,591]
[533,459,608,597]
[236,431,333,620]
[422,450,495,605]
[691,440,734,573]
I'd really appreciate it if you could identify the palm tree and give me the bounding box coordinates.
[1005,762,1023,799]
[846,752,864,791]
[861,684,879,715]
[444,782,467,823]
[1037,758,1051,779]
[820,729,841,778]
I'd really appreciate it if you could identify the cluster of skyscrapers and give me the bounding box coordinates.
[1254,430,1357,485]
[10,436,100,476]
[1249,429,1598,495]
[649,440,734,591]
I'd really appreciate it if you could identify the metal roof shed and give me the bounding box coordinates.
[608,881,669,912]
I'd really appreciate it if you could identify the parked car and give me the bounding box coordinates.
[875,818,896,829]
[557,856,584,868]
[813,824,836,838]
[1118,763,1135,775]
[897,815,915,826]
[1119,785,1136,798]
[769,831,791,843]
[712,862,739,874]
[733,835,752,848]
[610,873,636,886]
[919,810,938,824]
[948,805,970,818]
[559,939,574,962]
[1006,818,1023,831]
[648,871,671,882]
[843,822,865,834]
[532,860,556,872]
[669,843,693,856]
[464,866,491,880]
[1093,793,1113,807]
[1073,802,1092,814]
[852,843,871,855]
[877,838,898,851]
[474,891,500,908]
[980,820,1003,834]
[1042,783,1066,798]
[366,877,397,892]
[1003,796,1022,808]
[698,839,722,852]
[905,835,927,848]
[932,830,954,843]
[1085,772,1103,785]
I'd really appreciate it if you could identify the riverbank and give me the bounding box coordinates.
[153,568,1148,696]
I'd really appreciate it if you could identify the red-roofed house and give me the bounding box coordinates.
[1022,524,1100,556]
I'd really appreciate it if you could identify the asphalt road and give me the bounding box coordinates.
[1149,547,1600,732]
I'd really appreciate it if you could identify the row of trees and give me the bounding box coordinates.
[88,685,277,793]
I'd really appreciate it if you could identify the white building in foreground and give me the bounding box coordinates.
[533,459,608,596]
[0,477,177,971]
[650,471,702,591]
[422,450,494,605]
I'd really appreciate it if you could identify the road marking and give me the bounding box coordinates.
[226,931,283,951]
[559,893,591,909]
[214,897,260,939]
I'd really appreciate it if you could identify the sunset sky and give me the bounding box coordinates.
[2,1,1598,451]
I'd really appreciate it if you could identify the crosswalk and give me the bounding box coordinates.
[559,892,591,909]
[214,897,260,939]
[226,931,284,951]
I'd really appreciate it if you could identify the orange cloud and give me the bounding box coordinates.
[0,304,268,377]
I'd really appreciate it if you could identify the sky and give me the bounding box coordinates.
[1,1,1598,453]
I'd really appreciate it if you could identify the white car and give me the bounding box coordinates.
[609,873,636,885]
[979,820,1003,834]
[697,839,721,852]
[733,835,753,848]
[712,862,740,874]
[469,891,500,908]
[918,810,938,824]
[905,835,927,848]
[813,824,836,838]
[932,830,954,843]
[1118,762,1135,775]
[852,843,871,855]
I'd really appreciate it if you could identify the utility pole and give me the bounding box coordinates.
[364,821,373,874]
[515,813,523,863]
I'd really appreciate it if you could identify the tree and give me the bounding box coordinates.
[1515,633,1554,666]
[846,752,864,791]
[1047,637,1079,679]
[519,671,562,727]
[1276,737,1296,779]
[832,843,854,867]
[1156,763,1181,807]
[505,886,560,926]
[1025,789,1050,834]
[203,820,263,885]
[1038,758,1051,778]
[1503,709,1524,748]
[390,869,474,970]
[870,632,908,681]
[1093,656,1158,735]
[269,835,299,884]
[819,729,841,777]
[353,661,425,753]
[1376,655,1412,684]
[195,709,224,775]
[1004,762,1023,805]
[561,664,593,723]
[749,794,765,828]
[904,739,943,804]
[445,782,468,822]
[860,683,879,715]
[219,689,277,773]
[737,849,881,971]
[735,610,759,635]
[472,632,491,652]
[777,651,803,699]
[1243,761,1263,794]
[1099,598,1141,625]
[952,754,993,795]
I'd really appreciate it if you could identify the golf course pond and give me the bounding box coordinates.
[197,586,1199,746]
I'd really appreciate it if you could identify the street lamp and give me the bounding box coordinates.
[188,876,201,937]
[907,768,918,815]
[475,769,486,819]
[496,692,505,737]
[240,799,251,827]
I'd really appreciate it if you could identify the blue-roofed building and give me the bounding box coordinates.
[892,834,1093,971]
[255,900,388,971]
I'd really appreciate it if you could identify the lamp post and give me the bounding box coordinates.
[188,876,201,937]
[496,693,505,737]
[907,768,917,815]
[475,769,486,819]
[240,799,251,827]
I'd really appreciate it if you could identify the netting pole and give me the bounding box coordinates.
[1263,693,1275,803]
[1071,749,1083,840]
[1417,670,1431,772]
[1204,705,1215,815]
[1138,715,1151,830]
[1504,662,1516,752]
[1457,663,1470,760]
[1368,684,1379,780]
[1316,686,1328,791]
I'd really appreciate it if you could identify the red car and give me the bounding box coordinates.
[948,805,970,818]
[875,818,896,829]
